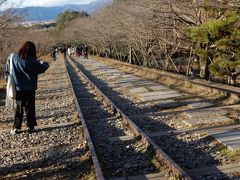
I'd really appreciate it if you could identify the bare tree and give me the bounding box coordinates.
[57,0,240,83]
[0,1,54,78]
[0,0,23,78]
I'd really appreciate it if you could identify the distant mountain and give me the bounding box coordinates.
[14,0,112,22]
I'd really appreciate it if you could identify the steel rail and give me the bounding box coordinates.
[64,58,104,180]
[69,57,193,180]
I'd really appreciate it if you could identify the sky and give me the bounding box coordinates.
[2,0,96,9]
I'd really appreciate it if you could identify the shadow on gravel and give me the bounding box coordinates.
[36,92,69,101]
[153,135,221,169]
[74,60,176,132]
[96,138,158,177]
[36,107,73,120]
[0,146,92,179]
[214,93,232,103]
[74,59,226,174]
[67,61,127,137]
[36,104,73,113]
[38,77,67,83]
[0,86,6,106]
[34,122,80,133]
[66,60,159,177]
[0,118,12,125]
[36,86,69,95]
[15,158,92,180]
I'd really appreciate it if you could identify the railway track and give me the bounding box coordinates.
[0,59,94,179]
[68,57,240,180]
[66,57,191,179]
[0,56,239,179]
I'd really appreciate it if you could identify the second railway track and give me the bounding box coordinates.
[67,57,240,180]
[66,57,191,179]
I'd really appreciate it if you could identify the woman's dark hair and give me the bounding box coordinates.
[18,41,36,60]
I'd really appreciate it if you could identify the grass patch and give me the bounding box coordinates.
[218,148,240,161]
[139,145,148,154]
[151,157,164,171]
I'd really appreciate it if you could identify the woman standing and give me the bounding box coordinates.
[5,41,49,134]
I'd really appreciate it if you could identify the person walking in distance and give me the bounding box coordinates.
[5,41,49,134]
[51,47,57,61]
[62,46,67,59]
[82,44,88,59]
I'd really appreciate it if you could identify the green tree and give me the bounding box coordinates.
[188,5,240,85]
[53,10,89,38]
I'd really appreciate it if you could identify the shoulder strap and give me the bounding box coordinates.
[9,53,14,75]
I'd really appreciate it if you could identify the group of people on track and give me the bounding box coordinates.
[51,44,89,61]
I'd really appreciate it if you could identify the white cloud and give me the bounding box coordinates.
[3,0,96,8]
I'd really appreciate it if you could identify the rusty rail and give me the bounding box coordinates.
[69,57,193,180]
[64,58,104,180]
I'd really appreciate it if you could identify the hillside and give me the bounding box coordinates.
[14,0,112,22]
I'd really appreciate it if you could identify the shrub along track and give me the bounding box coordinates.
[0,58,94,179]
[72,57,240,180]
[66,57,191,179]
